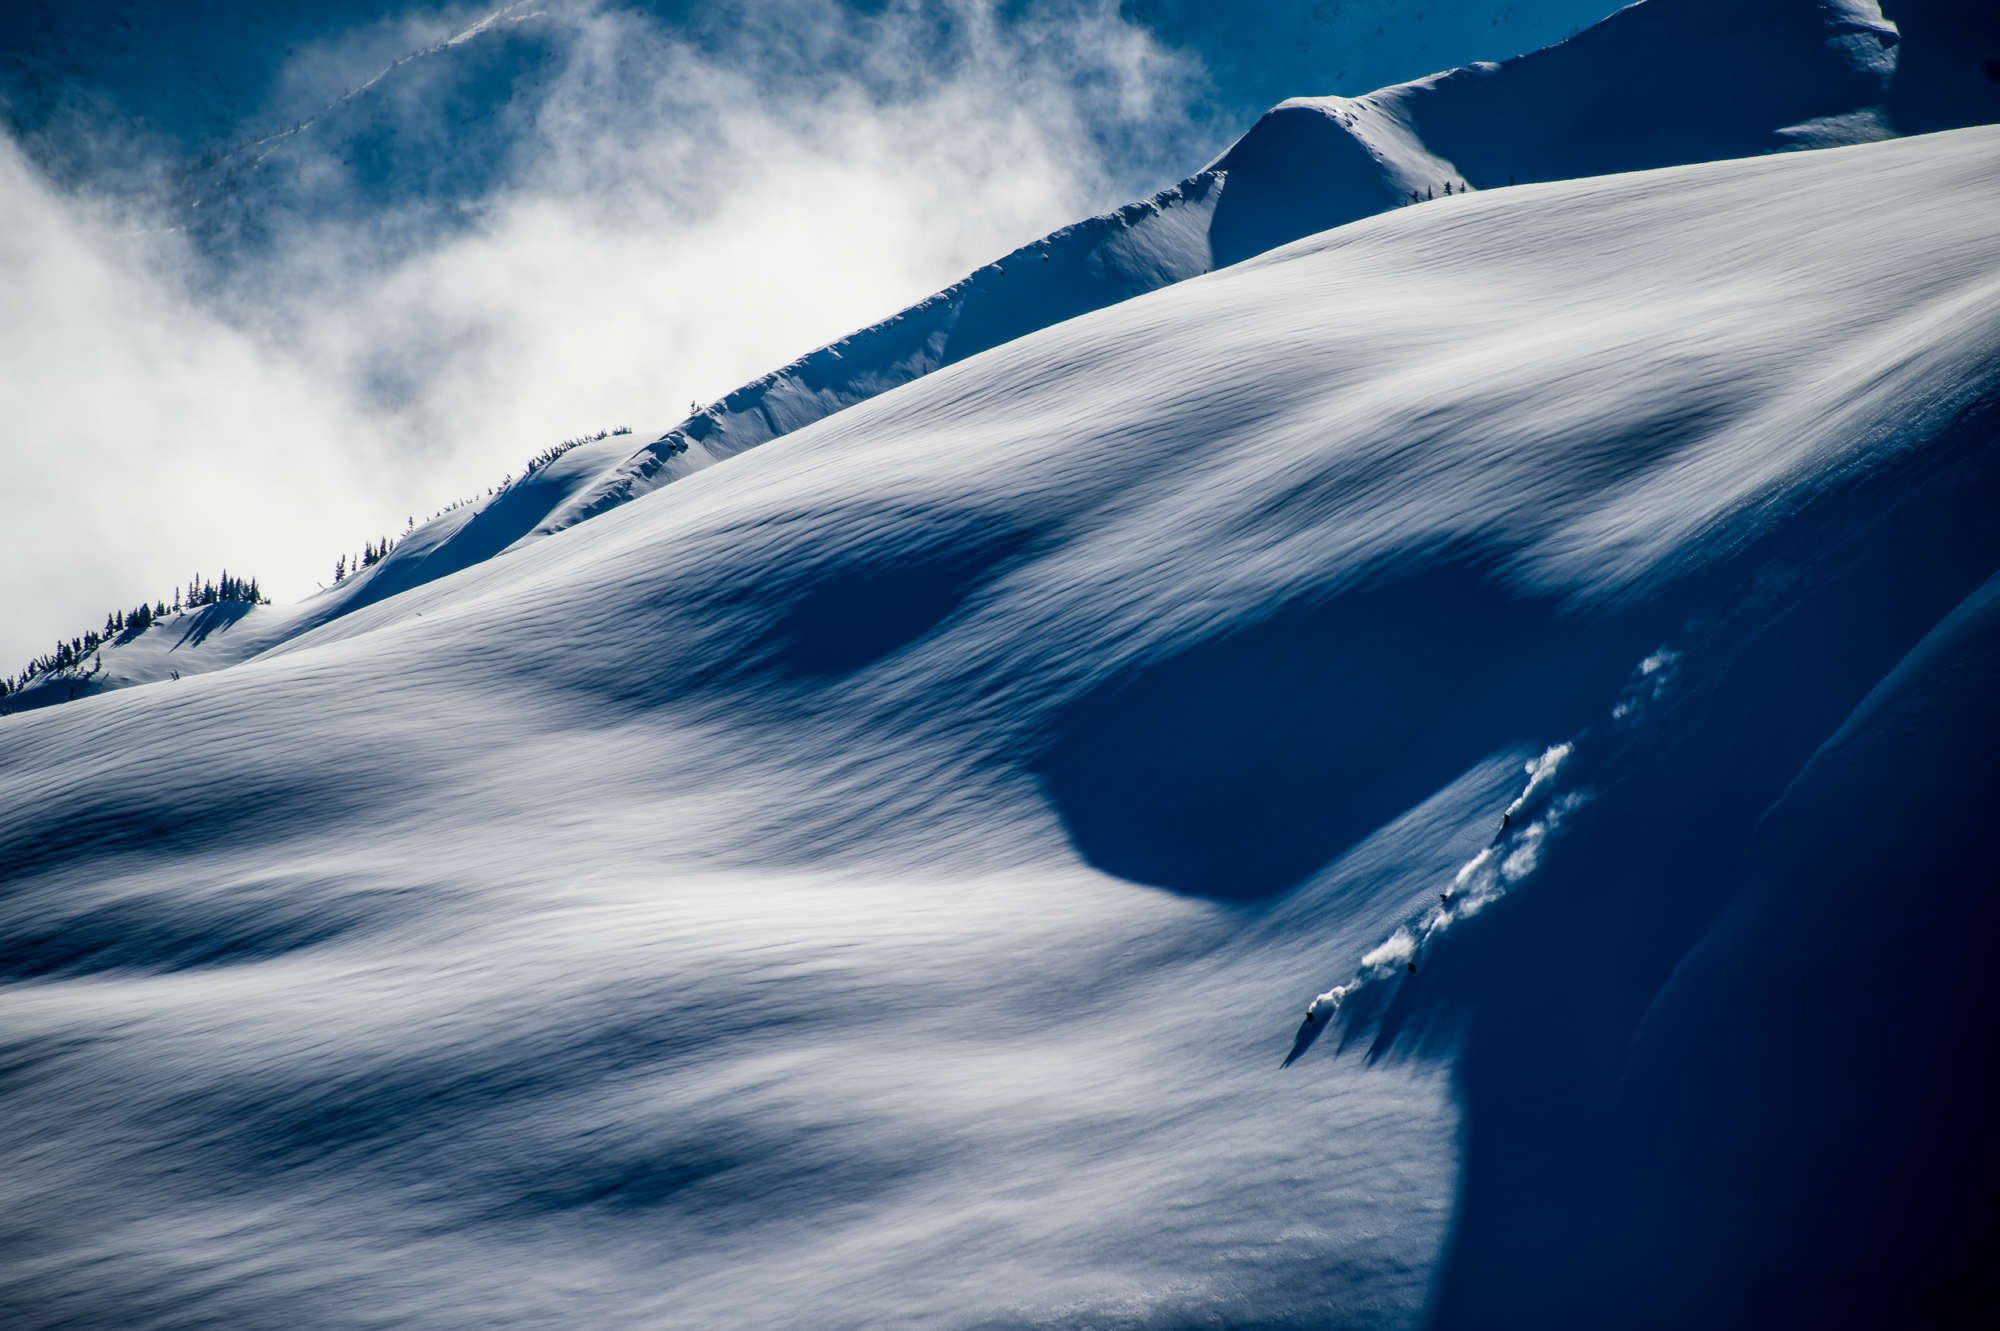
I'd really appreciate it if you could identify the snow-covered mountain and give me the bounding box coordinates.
[4,2,2000,1327]
[532,0,1997,532]
[5,113,1998,1326]
[13,0,1996,718]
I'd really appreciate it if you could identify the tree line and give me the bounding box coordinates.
[331,427,633,584]
[1398,176,1518,206]
[3,570,267,699]
[7,425,642,704]
[335,536,399,583]
[524,425,631,477]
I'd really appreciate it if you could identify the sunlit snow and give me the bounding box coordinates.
[4,2,2000,1328]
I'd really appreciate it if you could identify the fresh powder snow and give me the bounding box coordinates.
[3,2,1999,1328]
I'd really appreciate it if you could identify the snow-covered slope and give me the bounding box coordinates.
[12,0,1994,718]
[543,169,1227,530]
[0,433,642,714]
[528,0,2000,535]
[4,125,1996,1327]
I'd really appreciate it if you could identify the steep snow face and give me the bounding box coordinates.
[1381,0,1906,182]
[537,0,1995,539]
[1536,567,2000,1329]
[3,126,1996,1328]
[1884,0,2000,132]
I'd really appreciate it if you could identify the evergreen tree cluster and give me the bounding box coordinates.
[523,425,632,477]
[3,570,266,698]
[11,425,646,704]
[1400,178,1490,206]
[183,570,263,608]
[335,536,401,583]
[330,427,635,586]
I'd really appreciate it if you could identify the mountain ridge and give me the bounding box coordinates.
[16,0,1994,722]
[3,119,1997,1326]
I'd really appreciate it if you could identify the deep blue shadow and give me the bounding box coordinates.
[1035,562,1648,902]
[0,881,396,981]
[1353,397,2000,1330]
[760,538,1030,680]
[1281,1009,1330,1068]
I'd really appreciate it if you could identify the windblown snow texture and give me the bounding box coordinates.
[11,0,1996,724]
[548,0,1998,534]
[4,117,1998,1328]
[7,0,2000,1325]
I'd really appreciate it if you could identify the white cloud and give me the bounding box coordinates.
[0,140,380,666]
[0,0,1202,671]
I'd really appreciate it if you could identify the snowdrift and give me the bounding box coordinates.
[4,120,1997,1328]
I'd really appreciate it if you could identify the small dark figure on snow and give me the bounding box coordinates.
[1498,810,1511,833]
[1407,962,1417,975]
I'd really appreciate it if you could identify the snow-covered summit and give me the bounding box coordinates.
[1203,0,1906,257]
